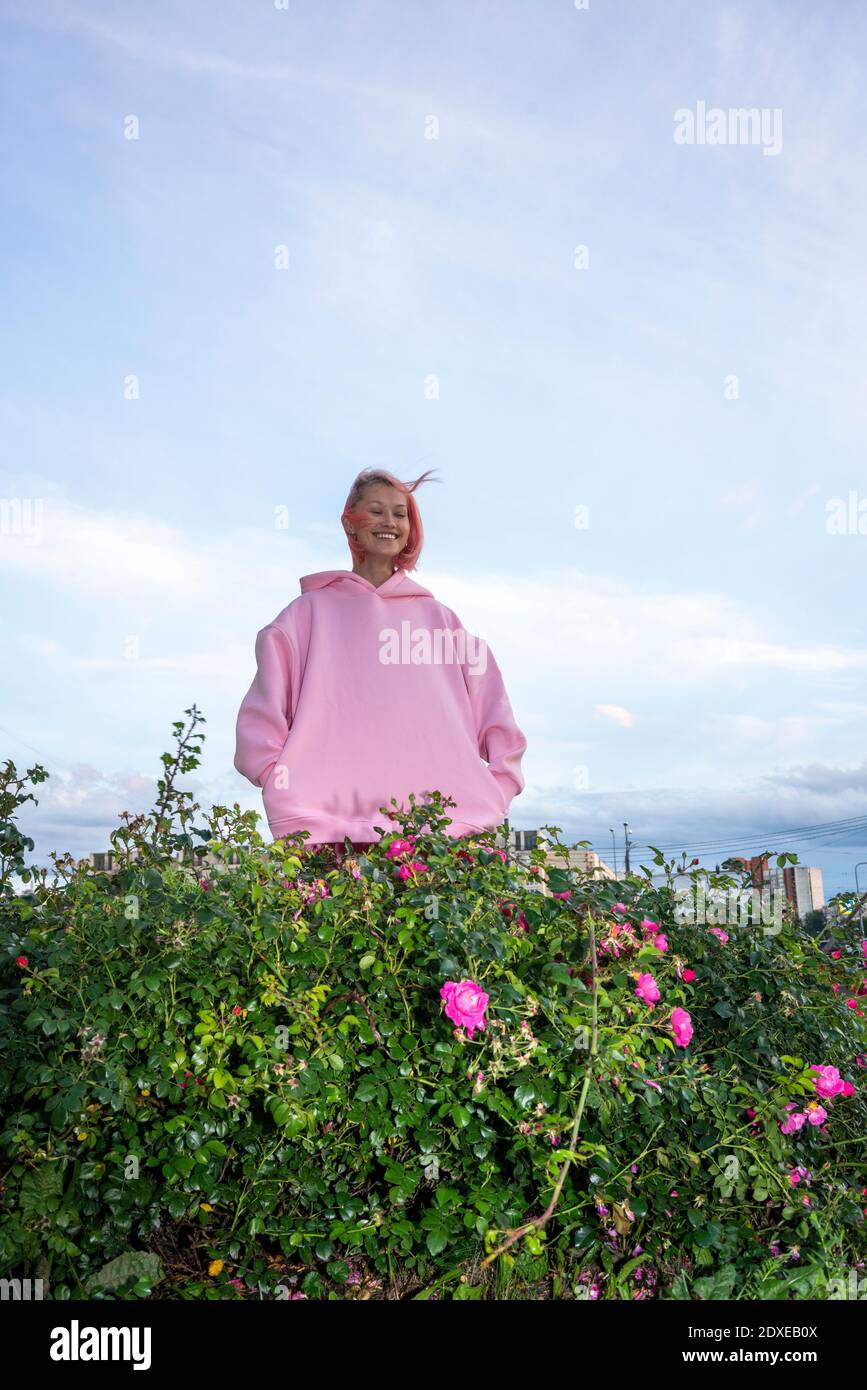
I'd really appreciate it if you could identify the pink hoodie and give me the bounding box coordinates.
[234,569,527,843]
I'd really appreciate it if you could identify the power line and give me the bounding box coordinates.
[629,813,867,855]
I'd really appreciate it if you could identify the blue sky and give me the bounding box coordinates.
[3,0,867,897]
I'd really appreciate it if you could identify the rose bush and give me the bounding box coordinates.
[0,712,865,1300]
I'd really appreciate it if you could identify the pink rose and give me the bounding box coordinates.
[386,837,416,860]
[634,972,660,1005]
[780,1110,806,1134]
[640,918,658,933]
[682,968,696,983]
[398,860,428,879]
[708,927,729,944]
[652,933,668,953]
[805,1103,828,1127]
[671,1006,693,1047]
[613,902,628,915]
[841,1080,855,1097]
[440,979,489,1039]
[862,940,867,962]
[811,1064,845,1099]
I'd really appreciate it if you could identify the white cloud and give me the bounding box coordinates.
[595,704,635,729]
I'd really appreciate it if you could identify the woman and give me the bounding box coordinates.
[233,469,527,851]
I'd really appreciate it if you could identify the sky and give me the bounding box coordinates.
[2,0,867,898]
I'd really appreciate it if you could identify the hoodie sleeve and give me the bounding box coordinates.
[234,624,293,788]
[454,619,527,807]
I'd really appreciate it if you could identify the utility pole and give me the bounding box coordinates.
[609,827,618,876]
[623,821,631,876]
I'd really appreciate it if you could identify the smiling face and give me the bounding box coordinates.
[345,481,410,561]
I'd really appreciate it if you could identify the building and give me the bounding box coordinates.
[768,865,825,919]
[81,849,241,874]
[82,833,615,892]
[725,856,824,920]
[505,829,617,886]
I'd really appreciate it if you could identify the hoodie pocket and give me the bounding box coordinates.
[484,764,509,813]
[263,732,292,794]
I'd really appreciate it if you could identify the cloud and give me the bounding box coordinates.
[595,704,635,729]
[0,490,331,609]
[683,638,867,674]
[762,760,867,796]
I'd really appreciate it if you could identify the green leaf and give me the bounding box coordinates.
[426,1229,448,1256]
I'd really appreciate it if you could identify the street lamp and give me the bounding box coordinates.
[609,828,618,877]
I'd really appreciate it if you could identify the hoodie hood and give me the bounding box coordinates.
[299,569,434,599]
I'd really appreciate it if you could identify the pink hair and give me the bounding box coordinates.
[342,468,435,572]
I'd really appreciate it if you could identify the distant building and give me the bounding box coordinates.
[768,865,825,918]
[725,856,772,889]
[81,834,614,891]
[724,856,824,920]
[504,829,616,886]
[80,849,241,874]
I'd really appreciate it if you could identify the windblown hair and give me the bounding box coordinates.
[342,468,436,572]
